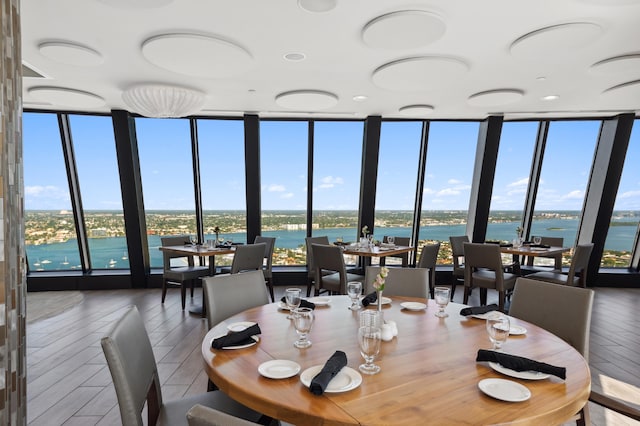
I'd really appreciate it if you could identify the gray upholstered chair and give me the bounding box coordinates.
[221,243,267,275]
[509,277,595,424]
[449,235,469,300]
[525,243,594,287]
[100,306,263,426]
[253,236,276,302]
[463,242,517,312]
[526,236,564,270]
[187,404,259,426]
[364,266,430,299]
[417,242,441,299]
[304,236,330,297]
[311,243,363,295]
[161,235,210,310]
[379,236,411,267]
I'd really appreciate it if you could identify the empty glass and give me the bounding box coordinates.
[486,312,510,350]
[359,309,383,328]
[387,236,395,246]
[358,326,381,375]
[434,286,450,318]
[285,288,301,319]
[292,307,314,348]
[533,236,542,245]
[347,281,362,310]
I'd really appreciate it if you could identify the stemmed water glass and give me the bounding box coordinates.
[292,307,314,348]
[434,286,450,318]
[486,312,510,350]
[347,281,362,310]
[533,236,542,245]
[285,288,301,319]
[387,236,395,246]
[358,326,381,375]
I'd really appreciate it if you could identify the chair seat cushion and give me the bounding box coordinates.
[159,390,263,426]
[164,266,210,281]
[472,270,517,290]
[321,272,364,293]
[526,271,578,285]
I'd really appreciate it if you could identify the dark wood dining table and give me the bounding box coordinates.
[201,295,590,425]
[341,244,415,272]
[500,244,571,275]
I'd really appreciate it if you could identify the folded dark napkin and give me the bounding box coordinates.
[280,297,316,310]
[211,324,261,349]
[476,349,566,379]
[499,243,513,248]
[459,304,499,316]
[485,240,501,245]
[309,351,348,395]
[530,243,551,248]
[361,291,378,307]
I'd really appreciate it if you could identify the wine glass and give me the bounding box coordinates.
[387,236,395,246]
[486,312,510,350]
[347,281,362,310]
[434,286,450,318]
[533,236,542,245]
[358,326,381,375]
[284,288,301,319]
[292,307,314,348]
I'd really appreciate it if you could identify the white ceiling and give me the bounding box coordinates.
[21,0,640,120]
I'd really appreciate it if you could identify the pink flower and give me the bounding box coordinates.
[372,267,389,291]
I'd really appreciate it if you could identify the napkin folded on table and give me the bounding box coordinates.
[476,349,566,380]
[530,243,551,248]
[309,350,348,395]
[361,291,378,307]
[211,323,261,349]
[459,304,499,316]
[279,297,316,310]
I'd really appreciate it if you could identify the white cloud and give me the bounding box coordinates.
[507,177,528,188]
[268,184,286,192]
[318,176,344,189]
[620,190,640,199]
[25,185,69,199]
[281,192,294,199]
[423,187,435,195]
[562,190,583,200]
[437,188,460,196]
[448,178,463,185]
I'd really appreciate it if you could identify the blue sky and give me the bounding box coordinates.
[22,113,640,212]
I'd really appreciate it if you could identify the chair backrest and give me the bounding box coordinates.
[540,236,564,247]
[203,270,270,329]
[161,235,194,269]
[365,266,430,298]
[417,242,441,269]
[187,404,258,426]
[449,235,469,271]
[253,236,275,277]
[305,236,330,278]
[312,243,348,292]
[510,277,594,359]
[101,306,162,426]
[463,242,510,289]
[526,236,564,267]
[567,243,594,287]
[230,243,267,274]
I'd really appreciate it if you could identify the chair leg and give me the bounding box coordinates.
[306,278,314,297]
[190,279,195,298]
[207,378,218,392]
[463,286,470,304]
[266,278,275,303]
[161,279,168,303]
[180,282,187,310]
[480,288,487,306]
[498,291,506,312]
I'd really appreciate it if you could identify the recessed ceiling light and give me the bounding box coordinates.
[542,95,560,101]
[284,52,306,61]
[536,76,547,81]
[352,95,368,102]
[298,0,337,13]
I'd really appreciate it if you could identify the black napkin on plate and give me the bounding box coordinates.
[309,351,348,395]
[485,240,500,245]
[476,349,566,379]
[459,304,499,316]
[530,243,551,248]
[279,297,316,310]
[211,323,261,349]
[499,243,513,248]
[361,291,378,307]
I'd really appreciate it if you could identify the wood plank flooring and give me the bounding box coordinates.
[26,284,640,425]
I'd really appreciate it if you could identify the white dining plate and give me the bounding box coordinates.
[226,321,255,333]
[400,301,427,311]
[489,362,550,380]
[307,297,331,306]
[530,247,549,252]
[380,296,392,305]
[470,311,499,320]
[509,325,527,335]
[300,365,362,393]
[277,301,289,311]
[478,378,531,402]
[258,360,301,379]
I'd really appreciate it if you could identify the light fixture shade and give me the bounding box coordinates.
[122,84,205,118]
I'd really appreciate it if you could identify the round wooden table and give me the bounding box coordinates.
[201,296,590,425]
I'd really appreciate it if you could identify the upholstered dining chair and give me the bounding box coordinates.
[463,242,517,312]
[449,235,469,300]
[526,236,564,270]
[379,236,411,267]
[509,277,595,425]
[311,243,364,295]
[304,236,330,297]
[161,235,210,310]
[416,242,441,299]
[364,266,430,299]
[221,243,267,275]
[253,236,276,302]
[525,243,594,287]
[187,404,259,426]
[101,306,263,426]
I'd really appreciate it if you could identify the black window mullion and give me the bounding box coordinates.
[521,120,548,241]
[410,120,430,265]
[306,120,314,238]
[191,118,204,246]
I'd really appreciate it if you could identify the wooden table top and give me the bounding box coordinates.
[201,295,590,425]
[341,245,414,258]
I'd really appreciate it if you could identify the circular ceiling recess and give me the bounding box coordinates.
[372,56,469,91]
[362,10,446,50]
[398,104,435,116]
[467,89,524,107]
[28,87,105,108]
[275,90,338,110]
[602,79,640,95]
[122,84,205,118]
[510,22,602,58]
[97,0,173,8]
[142,33,253,78]
[39,41,103,66]
[298,0,337,13]
[590,54,640,74]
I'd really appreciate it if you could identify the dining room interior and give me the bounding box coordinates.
[2,0,640,424]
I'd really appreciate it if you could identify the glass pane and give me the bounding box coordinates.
[601,119,640,268]
[419,121,480,265]
[23,112,81,271]
[260,121,308,265]
[374,121,422,265]
[531,120,600,267]
[136,118,196,268]
[198,119,246,267]
[486,122,538,242]
[70,115,128,270]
